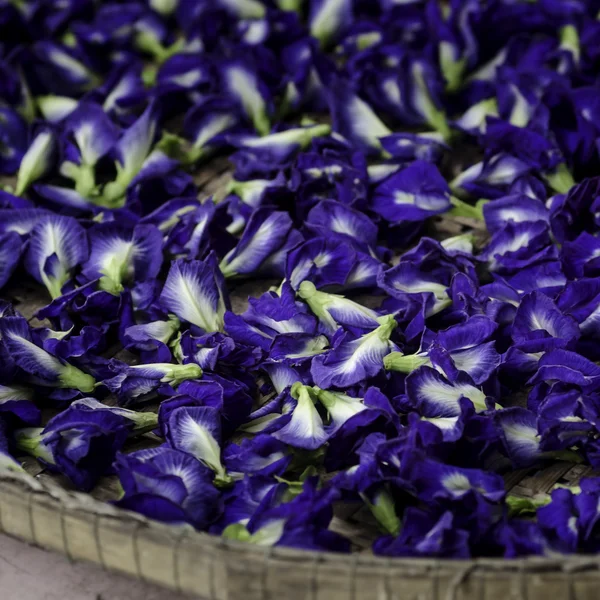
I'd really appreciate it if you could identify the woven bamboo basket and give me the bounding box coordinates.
[2,159,598,600]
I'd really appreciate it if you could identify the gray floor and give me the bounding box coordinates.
[0,533,188,599]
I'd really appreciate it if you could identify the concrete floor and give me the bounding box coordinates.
[0,533,189,600]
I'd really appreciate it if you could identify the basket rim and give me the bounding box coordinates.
[3,470,600,577]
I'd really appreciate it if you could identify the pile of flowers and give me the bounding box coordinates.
[2,0,600,558]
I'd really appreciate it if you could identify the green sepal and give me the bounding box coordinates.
[544,163,575,195]
[59,363,96,393]
[506,494,551,517]
[449,196,487,220]
[384,352,430,373]
[155,131,206,165]
[129,411,159,434]
[14,428,55,464]
[362,488,401,536]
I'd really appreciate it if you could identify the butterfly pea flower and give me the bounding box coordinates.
[28,398,157,491]
[406,455,506,509]
[371,160,452,225]
[328,77,392,155]
[536,488,579,554]
[37,323,106,365]
[14,128,57,197]
[450,153,531,200]
[225,478,348,552]
[561,479,600,552]
[37,278,127,333]
[0,383,39,425]
[511,290,580,352]
[279,39,329,116]
[177,329,263,373]
[557,278,600,340]
[155,53,211,94]
[290,149,368,212]
[311,315,398,389]
[493,408,543,468]
[482,194,549,235]
[330,431,388,494]
[497,518,546,558]
[228,124,332,178]
[243,480,349,552]
[223,435,291,478]
[428,0,482,92]
[404,235,478,278]
[387,316,500,385]
[94,65,146,120]
[374,508,470,559]
[0,232,22,291]
[549,176,600,244]
[494,70,542,129]
[482,118,564,178]
[133,18,185,74]
[216,476,283,535]
[126,150,195,213]
[0,189,34,210]
[23,214,88,299]
[219,58,271,136]
[378,132,447,163]
[37,95,78,123]
[362,48,451,138]
[205,0,267,19]
[529,349,600,392]
[165,405,230,486]
[504,262,566,298]
[508,174,548,203]
[270,383,328,450]
[410,396,483,444]
[160,96,241,166]
[123,316,180,363]
[103,361,203,406]
[101,102,159,206]
[219,208,295,279]
[405,366,498,419]
[535,386,592,450]
[29,42,99,96]
[0,106,28,175]
[30,184,101,214]
[0,316,96,393]
[141,197,204,234]
[479,221,556,274]
[58,102,120,198]
[225,283,317,354]
[149,0,179,16]
[297,281,380,334]
[160,253,228,333]
[159,201,216,260]
[115,447,222,529]
[561,232,600,279]
[81,222,163,295]
[305,200,378,254]
[268,332,329,366]
[286,237,357,291]
[345,251,383,291]
[378,261,454,317]
[262,363,303,397]
[309,0,353,48]
[312,386,369,433]
[224,173,287,214]
[159,376,253,437]
[453,98,499,135]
